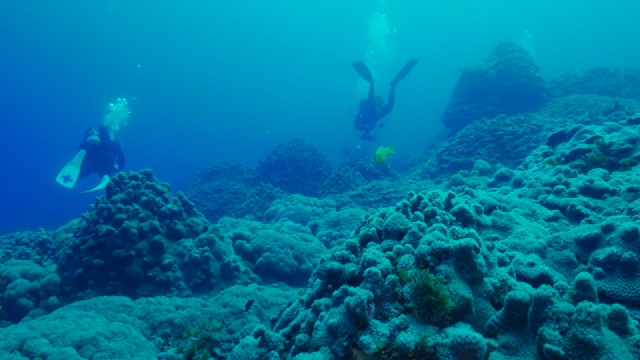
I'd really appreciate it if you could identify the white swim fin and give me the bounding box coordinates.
[80,175,111,194]
[56,150,86,189]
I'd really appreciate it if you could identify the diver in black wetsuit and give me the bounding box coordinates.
[56,126,125,192]
[78,126,125,180]
[352,59,419,141]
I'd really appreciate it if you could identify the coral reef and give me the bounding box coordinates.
[7,42,640,360]
[219,215,328,286]
[229,188,499,359]
[550,67,640,99]
[417,95,640,181]
[440,42,548,134]
[0,286,299,359]
[257,138,332,197]
[0,260,60,323]
[226,103,640,357]
[0,229,55,266]
[54,169,242,299]
[187,162,285,222]
[319,158,396,196]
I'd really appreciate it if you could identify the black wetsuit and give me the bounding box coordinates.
[78,126,125,179]
[354,84,395,141]
[351,59,418,142]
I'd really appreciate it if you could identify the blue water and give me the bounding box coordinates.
[1,1,639,234]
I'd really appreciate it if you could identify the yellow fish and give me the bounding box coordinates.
[375,146,395,164]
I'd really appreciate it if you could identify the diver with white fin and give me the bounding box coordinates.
[56,98,129,192]
[352,59,419,141]
[56,126,125,192]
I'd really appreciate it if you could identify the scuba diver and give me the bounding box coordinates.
[352,59,419,141]
[55,125,125,192]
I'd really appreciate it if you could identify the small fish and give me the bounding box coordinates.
[245,299,255,312]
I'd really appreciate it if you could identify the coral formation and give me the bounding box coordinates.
[319,158,396,196]
[0,260,60,323]
[418,95,640,181]
[55,169,237,299]
[229,188,499,359]
[440,42,548,134]
[187,162,285,222]
[257,138,332,197]
[550,67,640,99]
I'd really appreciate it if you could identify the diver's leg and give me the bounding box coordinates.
[353,61,376,100]
[387,86,395,109]
[352,61,375,83]
[390,59,419,87]
[379,87,395,118]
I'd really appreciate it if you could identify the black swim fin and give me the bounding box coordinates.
[351,61,374,84]
[390,59,419,87]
